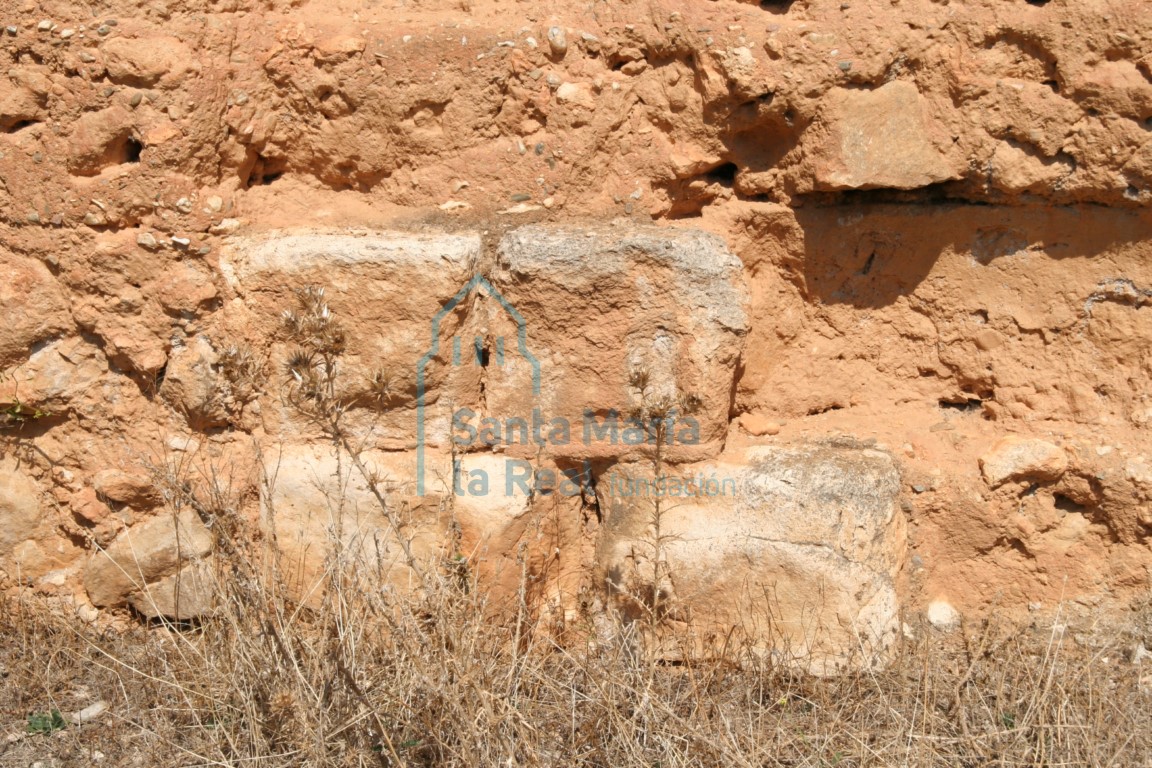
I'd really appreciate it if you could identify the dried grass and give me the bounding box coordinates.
[2,541,1150,767]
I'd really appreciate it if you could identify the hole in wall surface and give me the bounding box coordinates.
[759,0,796,12]
[1053,493,1087,514]
[938,398,984,412]
[122,138,142,163]
[705,162,738,186]
[4,119,39,133]
[243,153,288,188]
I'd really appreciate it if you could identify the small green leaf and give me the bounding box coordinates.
[27,710,67,734]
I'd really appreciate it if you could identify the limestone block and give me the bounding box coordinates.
[595,441,906,673]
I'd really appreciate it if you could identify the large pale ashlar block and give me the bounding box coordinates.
[478,224,750,463]
[263,444,453,604]
[219,230,484,448]
[595,441,907,675]
[220,226,748,463]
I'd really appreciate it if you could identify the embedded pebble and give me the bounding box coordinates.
[129,92,142,107]
[547,26,567,56]
[78,51,95,62]
[97,24,110,36]
[927,601,961,631]
[497,202,542,215]
[60,28,73,38]
[136,232,158,250]
[171,236,191,249]
[37,19,52,31]
[5,25,17,36]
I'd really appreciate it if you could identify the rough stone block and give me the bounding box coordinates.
[595,441,906,673]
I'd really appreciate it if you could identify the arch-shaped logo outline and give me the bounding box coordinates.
[417,275,541,495]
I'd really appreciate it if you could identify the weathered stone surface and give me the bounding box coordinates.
[69,487,112,525]
[927,600,961,632]
[262,445,451,602]
[486,224,749,463]
[0,459,43,555]
[0,74,46,131]
[153,263,218,315]
[980,436,1068,487]
[2,0,1152,656]
[67,105,137,176]
[101,36,192,87]
[220,230,481,447]
[159,335,228,430]
[84,509,213,607]
[0,338,107,412]
[93,469,160,508]
[555,82,596,110]
[738,412,780,436]
[0,253,70,368]
[811,81,961,191]
[129,558,216,620]
[312,34,366,64]
[595,441,906,674]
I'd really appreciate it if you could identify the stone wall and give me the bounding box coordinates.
[1,0,1151,668]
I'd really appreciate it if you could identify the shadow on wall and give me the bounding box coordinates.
[788,203,1152,309]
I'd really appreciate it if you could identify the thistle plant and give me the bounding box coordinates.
[624,365,700,635]
[279,285,423,582]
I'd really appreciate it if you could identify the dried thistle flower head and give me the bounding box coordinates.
[678,392,702,416]
[368,369,396,404]
[647,395,674,421]
[629,367,651,394]
[220,343,264,402]
[282,285,346,356]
